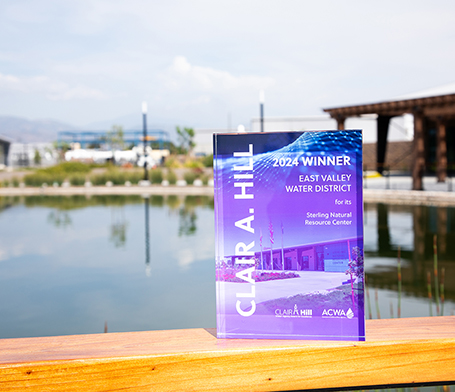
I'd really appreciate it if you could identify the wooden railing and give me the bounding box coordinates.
[1,316,454,391]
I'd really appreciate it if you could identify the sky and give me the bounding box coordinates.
[1,0,455,131]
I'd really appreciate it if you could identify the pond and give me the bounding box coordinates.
[0,195,453,339]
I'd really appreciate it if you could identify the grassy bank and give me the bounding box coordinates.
[1,161,213,188]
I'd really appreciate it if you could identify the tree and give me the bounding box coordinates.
[176,126,195,155]
[106,125,125,151]
[34,149,42,166]
[53,141,70,162]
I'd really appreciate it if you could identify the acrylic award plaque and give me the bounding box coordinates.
[213,130,365,341]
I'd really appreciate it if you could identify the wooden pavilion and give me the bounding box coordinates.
[0,134,11,167]
[323,85,455,190]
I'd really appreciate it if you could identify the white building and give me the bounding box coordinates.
[193,114,414,156]
[193,128,239,156]
[9,143,58,168]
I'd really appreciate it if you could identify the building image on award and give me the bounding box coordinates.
[227,237,362,273]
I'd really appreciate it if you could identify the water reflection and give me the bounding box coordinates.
[364,202,455,317]
[24,194,143,209]
[144,196,150,276]
[0,195,453,340]
[179,206,197,236]
[0,194,216,339]
[109,207,127,248]
[2,194,214,243]
[47,210,72,228]
[150,195,164,207]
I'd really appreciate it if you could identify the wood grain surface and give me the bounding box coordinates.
[0,316,454,391]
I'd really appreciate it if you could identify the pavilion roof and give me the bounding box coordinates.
[0,134,13,144]
[323,83,455,118]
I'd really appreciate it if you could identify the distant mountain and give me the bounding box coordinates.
[84,113,141,131]
[0,114,178,144]
[0,116,75,143]
[84,112,176,136]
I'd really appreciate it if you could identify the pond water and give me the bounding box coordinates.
[0,195,453,339]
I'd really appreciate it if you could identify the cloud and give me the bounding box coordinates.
[1,0,455,126]
[0,240,50,263]
[0,72,108,101]
[177,248,196,269]
[163,56,275,93]
[139,56,279,127]
[176,224,214,270]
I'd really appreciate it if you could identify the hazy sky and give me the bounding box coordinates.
[1,0,454,130]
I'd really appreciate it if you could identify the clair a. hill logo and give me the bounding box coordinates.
[275,304,312,318]
[322,308,355,319]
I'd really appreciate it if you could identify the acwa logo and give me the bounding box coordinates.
[322,308,354,319]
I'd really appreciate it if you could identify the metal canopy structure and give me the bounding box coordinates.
[323,89,455,190]
[58,130,171,150]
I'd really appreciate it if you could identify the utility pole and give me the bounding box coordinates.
[259,90,264,132]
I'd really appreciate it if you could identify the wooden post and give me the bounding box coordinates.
[413,205,426,260]
[436,117,447,183]
[377,115,391,175]
[377,203,391,253]
[336,115,346,130]
[437,207,447,254]
[412,111,425,190]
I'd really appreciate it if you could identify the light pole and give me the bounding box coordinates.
[142,101,148,181]
[259,90,265,132]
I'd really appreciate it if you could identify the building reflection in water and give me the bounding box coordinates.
[364,202,455,308]
[142,195,213,276]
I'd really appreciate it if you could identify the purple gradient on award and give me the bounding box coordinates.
[214,130,365,341]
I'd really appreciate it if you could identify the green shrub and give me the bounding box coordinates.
[202,154,213,167]
[53,174,66,186]
[184,159,204,169]
[125,171,143,184]
[24,172,59,187]
[90,169,128,186]
[69,173,86,186]
[12,177,20,187]
[164,156,182,169]
[150,169,163,184]
[89,173,108,186]
[21,162,93,187]
[167,170,177,185]
[201,174,209,185]
[183,171,198,185]
[107,171,127,185]
[23,175,35,186]
[42,162,92,175]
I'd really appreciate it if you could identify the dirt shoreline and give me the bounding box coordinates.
[2,186,455,206]
[363,188,455,206]
[0,185,215,197]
